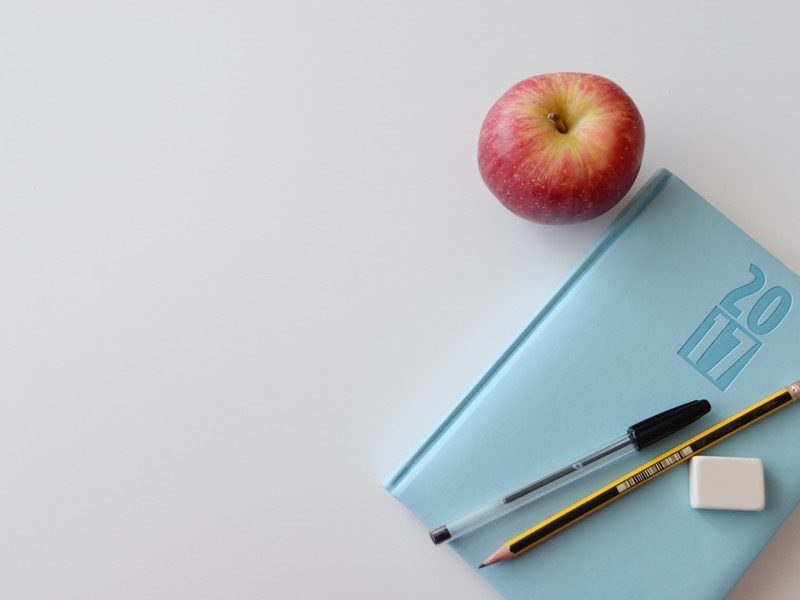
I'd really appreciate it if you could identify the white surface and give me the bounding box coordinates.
[1,1,800,599]
[690,457,765,511]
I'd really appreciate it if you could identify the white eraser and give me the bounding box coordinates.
[689,456,765,511]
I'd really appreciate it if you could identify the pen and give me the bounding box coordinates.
[480,380,800,567]
[429,399,710,544]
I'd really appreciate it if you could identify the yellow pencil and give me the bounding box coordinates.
[480,380,800,567]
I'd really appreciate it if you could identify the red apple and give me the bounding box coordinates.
[478,72,645,225]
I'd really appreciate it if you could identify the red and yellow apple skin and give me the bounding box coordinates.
[478,73,645,225]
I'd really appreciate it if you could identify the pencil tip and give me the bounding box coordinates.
[478,563,487,569]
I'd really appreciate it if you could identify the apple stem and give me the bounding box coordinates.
[547,112,568,134]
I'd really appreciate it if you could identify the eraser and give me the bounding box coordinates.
[689,456,765,511]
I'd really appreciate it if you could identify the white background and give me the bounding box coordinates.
[1,1,799,598]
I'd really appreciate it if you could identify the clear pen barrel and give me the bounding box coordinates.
[439,434,634,542]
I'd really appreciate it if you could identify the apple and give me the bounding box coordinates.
[478,72,645,225]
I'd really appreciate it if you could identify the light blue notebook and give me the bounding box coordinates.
[384,169,800,600]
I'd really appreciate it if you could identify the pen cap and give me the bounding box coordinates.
[627,399,711,450]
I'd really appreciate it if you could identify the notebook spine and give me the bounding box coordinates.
[383,169,675,495]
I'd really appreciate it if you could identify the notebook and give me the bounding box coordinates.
[383,169,800,600]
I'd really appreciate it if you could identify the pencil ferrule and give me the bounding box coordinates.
[789,382,800,401]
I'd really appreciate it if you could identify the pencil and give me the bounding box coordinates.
[480,380,800,567]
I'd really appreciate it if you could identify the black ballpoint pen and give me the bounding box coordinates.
[430,399,710,544]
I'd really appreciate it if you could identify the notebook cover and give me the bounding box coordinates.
[384,169,800,600]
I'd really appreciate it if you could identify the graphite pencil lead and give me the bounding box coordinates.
[479,545,514,567]
[478,563,487,569]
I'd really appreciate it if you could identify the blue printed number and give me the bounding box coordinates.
[720,264,765,318]
[719,264,792,335]
[747,286,792,335]
[679,307,762,391]
[680,264,793,391]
